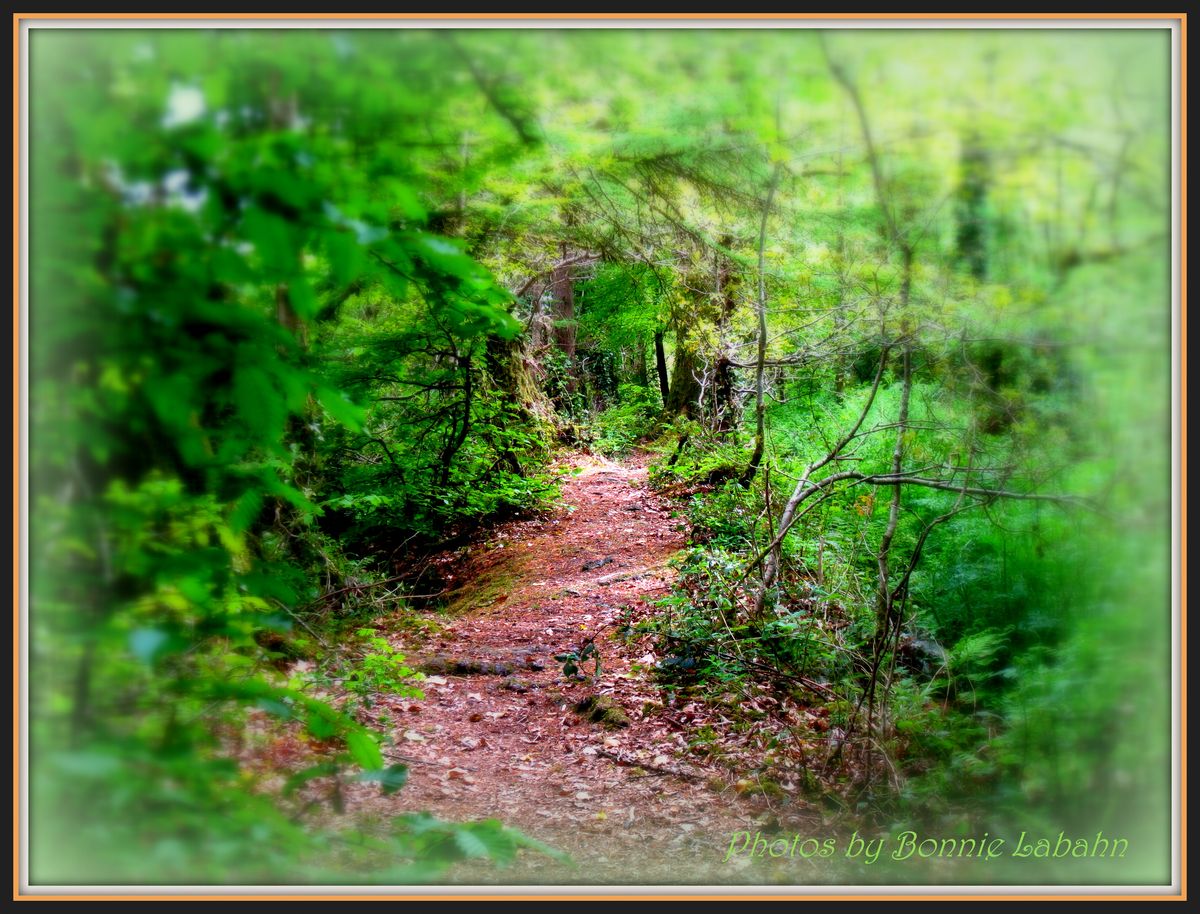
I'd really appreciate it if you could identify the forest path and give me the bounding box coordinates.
[355,452,823,884]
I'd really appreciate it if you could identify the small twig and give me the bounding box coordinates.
[271,600,331,650]
[596,748,699,781]
[383,751,470,771]
[299,578,454,611]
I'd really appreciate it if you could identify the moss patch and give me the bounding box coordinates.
[445,568,521,615]
[574,694,630,729]
[419,655,514,676]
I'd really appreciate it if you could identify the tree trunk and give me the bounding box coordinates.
[713,357,736,434]
[873,344,911,642]
[654,329,670,407]
[550,261,576,359]
[437,349,473,488]
[486,332,539,416]
[955,130,990,281]
[549,259,578,395]
[526,282,549,350]
[634,334,649,388]
[874,249,914,647]
[739,162,782,486]
[713,239,739,436]
[665,331,700,417]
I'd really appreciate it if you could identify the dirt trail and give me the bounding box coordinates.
[352,452,826,884]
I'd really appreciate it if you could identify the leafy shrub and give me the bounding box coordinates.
[684,479,757,549]
[590,384,662,456]
[344,628,425,705]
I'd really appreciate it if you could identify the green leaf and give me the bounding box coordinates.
[452,827,491,859]
[243,206,299,279]
[512,828,572,864]
[383,179,426,222]
[345,729,384,770]
[324,230,366,286]
[229,488,264,534]
[354,763,409,796]
[262,472,321,516]
[255,698,294,719]
[282,761,339,796]
[408,233,483,282]
[232,364,285,444]
[315,385,365,433]
[287,278,318,321]
[306,709,338,741]
[254,169,316,213]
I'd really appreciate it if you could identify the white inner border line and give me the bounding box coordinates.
[15,15,1184,897]
[10,17,1181,29]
